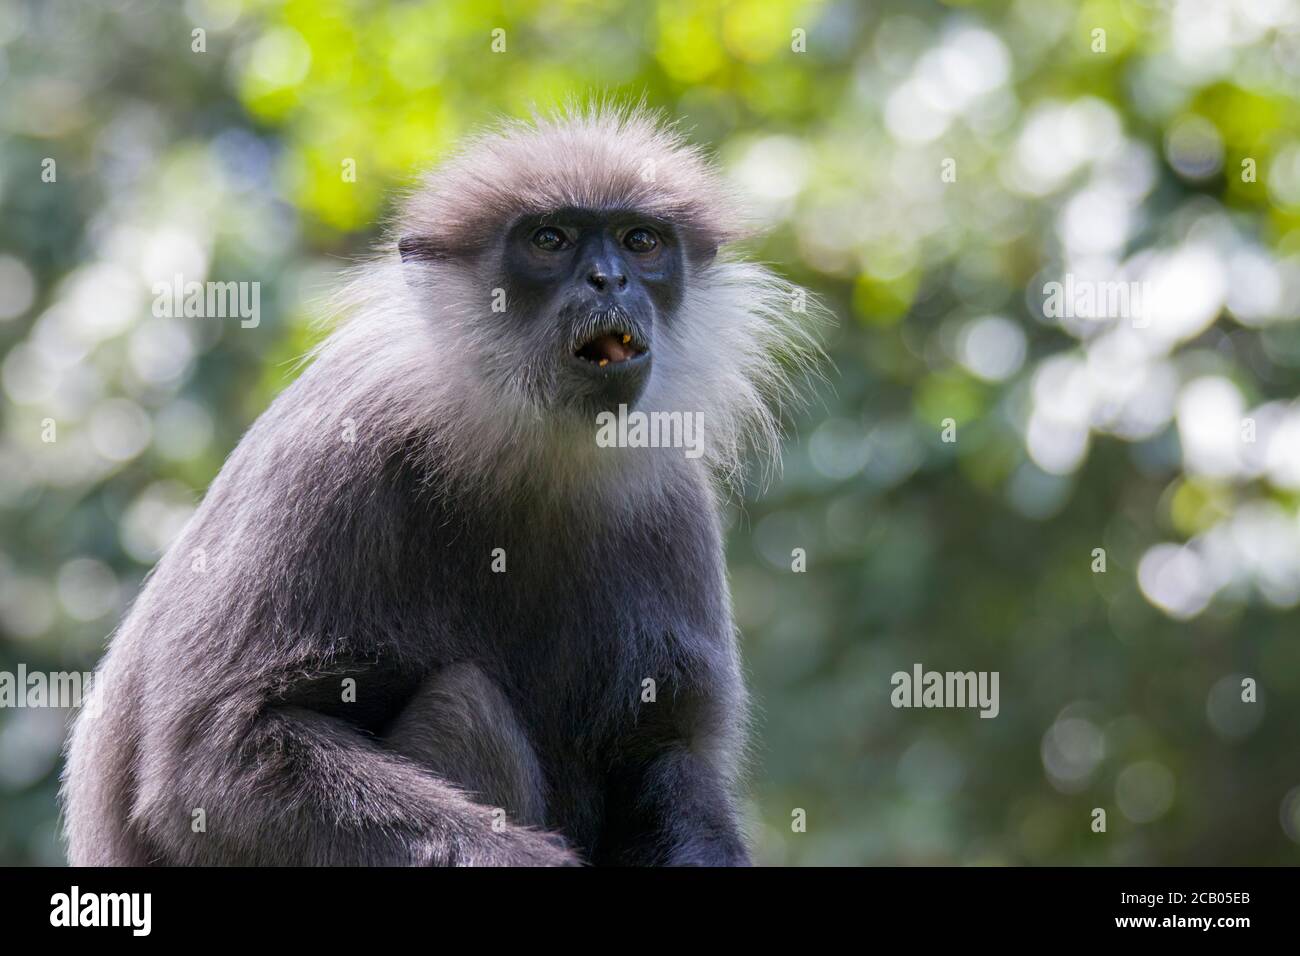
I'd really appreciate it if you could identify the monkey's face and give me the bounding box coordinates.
[499,207,685,414]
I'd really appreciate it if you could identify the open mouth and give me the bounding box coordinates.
[573,330,647,368]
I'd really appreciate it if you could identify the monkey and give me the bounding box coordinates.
[60,104,822,866]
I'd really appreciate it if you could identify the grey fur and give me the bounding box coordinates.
[386,664,549,827]
[61,104,822,866]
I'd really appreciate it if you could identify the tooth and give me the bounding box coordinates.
[622,334,631,344]
[599,359,609,367]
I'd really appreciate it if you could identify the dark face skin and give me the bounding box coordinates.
[499,207,686,413]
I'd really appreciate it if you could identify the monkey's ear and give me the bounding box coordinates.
[398,235,446,263]
[691,241,719,269]
[682,228,718,269]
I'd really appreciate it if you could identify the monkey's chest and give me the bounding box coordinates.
[415,497,731,847]
[443,510,726,722]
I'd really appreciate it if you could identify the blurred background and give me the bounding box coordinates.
[2,0,1300,866]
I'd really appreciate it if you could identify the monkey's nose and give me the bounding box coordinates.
[586,270,628,293]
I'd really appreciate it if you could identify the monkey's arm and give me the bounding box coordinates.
[602,743,751,866]
[597,504,753,866]
[132,689,578,866]
[382,663,550,829]
[600,657,751,867]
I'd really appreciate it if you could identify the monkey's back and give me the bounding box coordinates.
[63,636,150,864]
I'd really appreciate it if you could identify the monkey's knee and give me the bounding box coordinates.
[384,663,546,826]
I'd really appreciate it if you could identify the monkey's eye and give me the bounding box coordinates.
[531,227,569,252]
[623,228,659,254]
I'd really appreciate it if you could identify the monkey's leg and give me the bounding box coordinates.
[383,662,548,829]
[601,747,751,867]
[129,686,578,866]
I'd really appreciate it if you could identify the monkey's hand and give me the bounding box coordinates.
[446,825,583,867]
[130,700,585,866]
[604,745,752,867]
[379,663,581,865]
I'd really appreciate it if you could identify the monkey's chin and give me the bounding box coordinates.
[561,349,652,415]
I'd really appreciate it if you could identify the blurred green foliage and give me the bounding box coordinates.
[2,0,1300,865]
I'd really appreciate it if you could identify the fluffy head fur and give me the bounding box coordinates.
[398,104,749,257]
[320,104,824,499]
